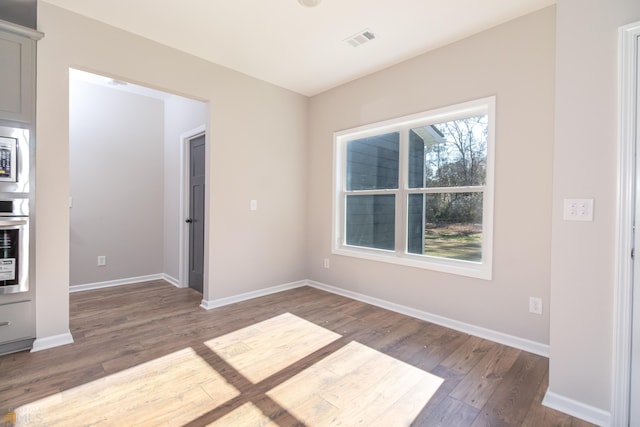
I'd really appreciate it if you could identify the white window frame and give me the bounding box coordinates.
[332,97,495,280]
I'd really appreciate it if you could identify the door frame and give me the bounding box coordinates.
[613,20,640,427]
[179,125,206,290]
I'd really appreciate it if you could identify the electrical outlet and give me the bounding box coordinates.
[323,258,330,269]
[563,198,594,221]
[529,297,542,315]
[250,200,258,211]
[97,256,106,266]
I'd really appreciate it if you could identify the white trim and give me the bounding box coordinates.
[67,274,549,356]
[179,125,206,289]
[61,272,626,424]
[305,280,549,357]
[543,391,610,427]
[200,278,547,355]
[31,331,74,352]
[0,19,44,40]
[199,280,307,310]
[332,247,493,280]
[332,97,495,280]
[162,274,183,288]
[333,98,496,140]
[69,274,165,293]
[613,20,640,427]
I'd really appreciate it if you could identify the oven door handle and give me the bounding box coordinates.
[0,219,27,226]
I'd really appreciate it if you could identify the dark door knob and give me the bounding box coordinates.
[186,218,193,223]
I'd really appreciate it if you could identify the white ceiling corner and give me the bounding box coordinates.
[44,0,556,96]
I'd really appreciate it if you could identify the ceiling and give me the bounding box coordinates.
[43,0,555,96]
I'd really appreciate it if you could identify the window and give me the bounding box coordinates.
[333,97,495,279]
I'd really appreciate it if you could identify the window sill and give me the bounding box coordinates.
[332,246,492,280]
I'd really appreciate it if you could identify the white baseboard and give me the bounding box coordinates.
[305,280,550,357]
[543,390,610,427]
[60,276,607,424]
[31,331,74,352]
[162,274,183,288]
[200,280,307,310]
[69,274,166,293]
[199,278,548,357]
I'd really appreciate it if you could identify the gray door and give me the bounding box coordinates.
[188,134,205,293]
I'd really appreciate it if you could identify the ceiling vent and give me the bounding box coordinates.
[344,29,377,48]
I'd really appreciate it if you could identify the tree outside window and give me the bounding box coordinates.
[334,97,495,279]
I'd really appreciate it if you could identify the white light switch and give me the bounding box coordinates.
[563,198,594,221]
[250,200,258,211]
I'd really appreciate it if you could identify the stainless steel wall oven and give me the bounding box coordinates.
[0,125,30,295]
[0,124,32,354]
[0,199,28,294]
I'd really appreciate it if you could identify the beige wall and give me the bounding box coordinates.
[307,8,556,345]
[70,79,208,288]
[550,0,640,413]
[35,0,640,418]
[36,3,308,338]
[69,80,165,286]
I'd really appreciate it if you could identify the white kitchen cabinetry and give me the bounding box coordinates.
[0,20,41,123]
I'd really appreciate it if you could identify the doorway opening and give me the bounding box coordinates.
[613,20,640,427]
[68,68,208,298]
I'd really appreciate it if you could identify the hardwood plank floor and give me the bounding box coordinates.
[0,280,595,426]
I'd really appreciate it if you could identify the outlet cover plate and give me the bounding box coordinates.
[529,297,543,315]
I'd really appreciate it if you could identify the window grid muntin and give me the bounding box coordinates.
[333,97,494,279]
[405,191,484,262]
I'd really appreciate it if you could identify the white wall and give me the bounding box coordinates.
[35,3,308,339]
[68,80,164,286]
[163,95,207,283]
[548,0,640,417]
[307,8,555,346]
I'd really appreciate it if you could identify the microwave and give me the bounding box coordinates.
[0,126,29,193]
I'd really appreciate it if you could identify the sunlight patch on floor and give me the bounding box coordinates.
[204,313,444,426]
[15,348,239,426]
[204,312,342,383]
[206,402,279,426]
[267,341,444,426]
[13,313,443,426]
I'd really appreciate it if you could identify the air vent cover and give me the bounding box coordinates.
[344,29,376,47]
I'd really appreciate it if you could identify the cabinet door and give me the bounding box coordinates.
[0,30,34,123]
[0,300,35,343]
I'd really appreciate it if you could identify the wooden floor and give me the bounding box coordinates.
[0,281,595,426]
